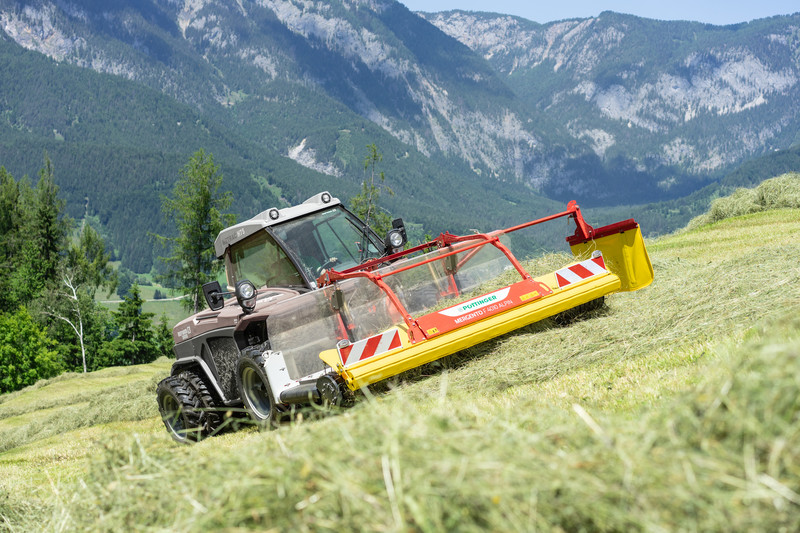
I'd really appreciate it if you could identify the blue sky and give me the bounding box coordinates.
[396,1,799,25]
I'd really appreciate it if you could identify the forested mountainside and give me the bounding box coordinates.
[0,10,558,273]
[0,0,552,184]
[0,1,798,273]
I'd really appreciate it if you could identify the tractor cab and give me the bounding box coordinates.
[215,192,402,292]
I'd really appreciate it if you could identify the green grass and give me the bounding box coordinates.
[96,282,190,327]
[0,361,172,455]
[686,172,800,229]
[2,208,800,531]
[100,297,188,328]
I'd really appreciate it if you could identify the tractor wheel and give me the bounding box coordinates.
[236,355,277,429]
[156,375,207,444]
[179,370,225,436]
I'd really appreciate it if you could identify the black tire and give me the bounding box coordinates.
[156,375,207,444]
[236,355,277,429]
[179,370,225,436]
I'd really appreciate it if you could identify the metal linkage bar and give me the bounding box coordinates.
[332,201,593,277]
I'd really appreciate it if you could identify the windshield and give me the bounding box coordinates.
[226,230,303,289]
[271,207,384,280]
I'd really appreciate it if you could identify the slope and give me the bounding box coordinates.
[0,33,307,272]
[586,149,800,237]
[4,0,800,272]
[0,0,559,183]
[1,201,800,530]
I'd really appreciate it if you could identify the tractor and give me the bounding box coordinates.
[156,192,653,443]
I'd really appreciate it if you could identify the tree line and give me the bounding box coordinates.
[0,150,229,394]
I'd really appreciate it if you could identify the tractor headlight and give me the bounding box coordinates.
[384,218,407,252]
[236,280,257,313]
[387,229,405,249]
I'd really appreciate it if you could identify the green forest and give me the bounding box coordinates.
[0,33,568,275]
[0,156,171,393]
[0,145,263,394]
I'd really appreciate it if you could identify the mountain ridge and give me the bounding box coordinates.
[0,21,561,272]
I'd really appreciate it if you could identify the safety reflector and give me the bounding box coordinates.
[555,253,607,288]
[339,328,402,367]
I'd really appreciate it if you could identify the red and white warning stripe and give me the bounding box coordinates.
[555,252,607,288]
[338,328,402,367]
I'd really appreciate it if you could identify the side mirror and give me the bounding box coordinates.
[384,218,407,253]
[202,281,225,311]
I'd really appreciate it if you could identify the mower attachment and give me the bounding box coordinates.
[267,201,653,395]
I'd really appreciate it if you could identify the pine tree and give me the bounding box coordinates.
[154,150,235,314]
[114,284,154,344]
[11,154,68,305]
[0,167,22,312]
[153,315,174,359]
[350,144,394,254]
[0,167,20,243]
[95,284,158,368]
[65,224,118,299]
[33,154,67,287]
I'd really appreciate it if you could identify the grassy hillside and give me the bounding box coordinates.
[2,207,800,531]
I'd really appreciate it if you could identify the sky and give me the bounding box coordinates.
[396,0,799,26]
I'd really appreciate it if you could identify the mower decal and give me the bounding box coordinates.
[339,328,403,367]
[555,255,607,288]
[437,288,511,317]
[416,280,548,339]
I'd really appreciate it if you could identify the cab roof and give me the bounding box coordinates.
[213,192,340,258]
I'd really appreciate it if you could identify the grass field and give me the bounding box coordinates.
[2,207,799,532]
[97,283,188,328]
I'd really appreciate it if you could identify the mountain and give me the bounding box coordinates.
[0,32,323,272]
[0,0,545,175]
[422,10,800,198]
[0,1,799,273]
[0,0,565,271]
[0,0,557,186]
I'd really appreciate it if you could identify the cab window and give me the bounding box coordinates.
[226,230,302,289]
[272,208,383,278]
